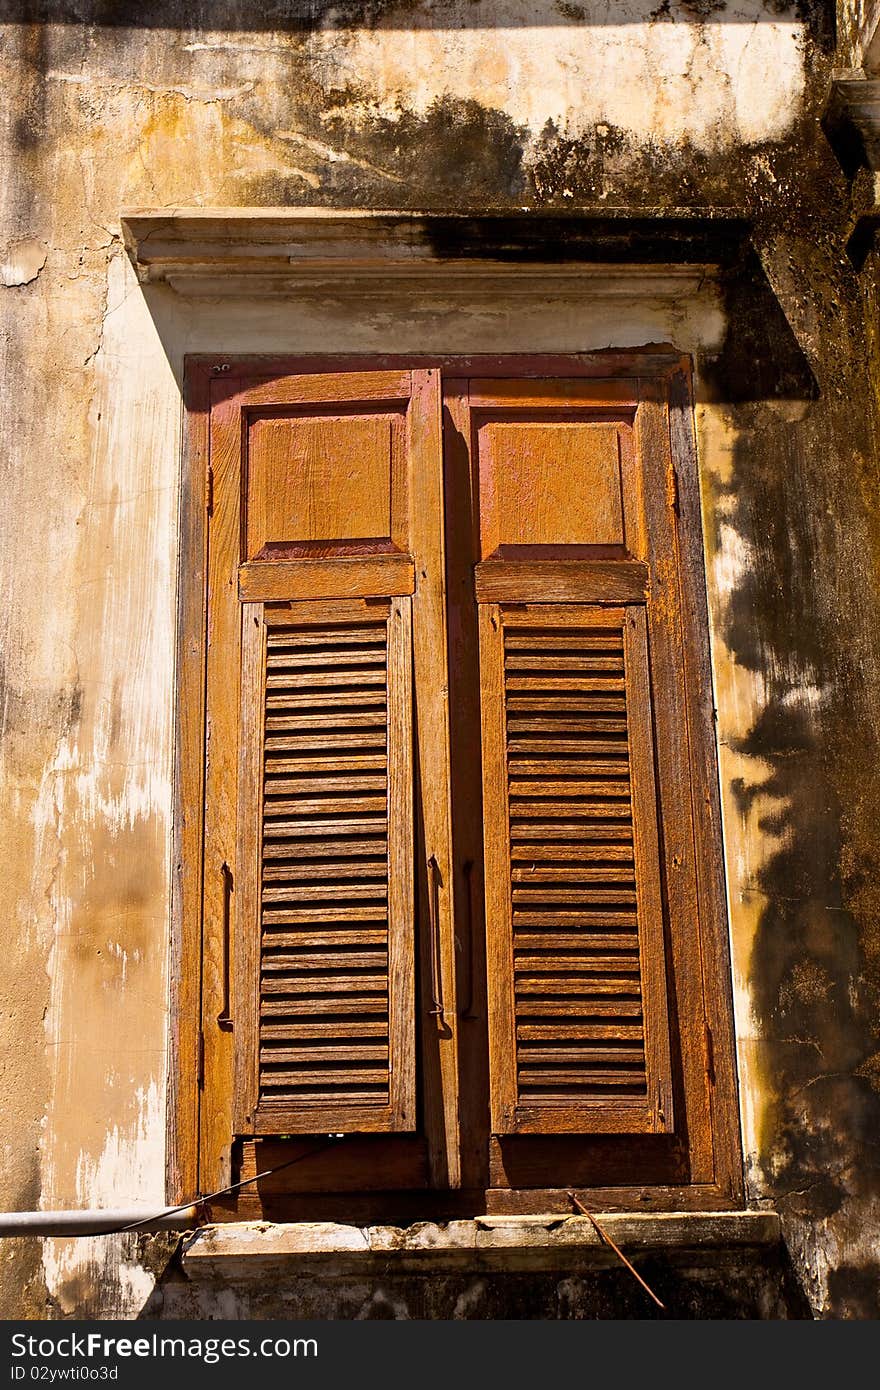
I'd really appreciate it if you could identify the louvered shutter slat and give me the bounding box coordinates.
[235,598,415,1134]
[482,603,674,1135]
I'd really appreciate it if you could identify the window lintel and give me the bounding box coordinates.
[120,206,746,299]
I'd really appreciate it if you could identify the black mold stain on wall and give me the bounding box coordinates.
[328,98,527,204]
[142,1244,813,1319]
[0,0,837,42]
[694,146,880,1314]
[0,1171,47,1319]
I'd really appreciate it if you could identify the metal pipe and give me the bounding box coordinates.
[0,1207,199,1237]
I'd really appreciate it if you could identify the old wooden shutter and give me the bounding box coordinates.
[480,602,672,1135]
[225,370,434,1137]
[471,379,675,1137]
[235,597,414,1134]
[191,358,736,1204]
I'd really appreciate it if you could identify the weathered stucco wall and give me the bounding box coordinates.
[1,0,880,1319]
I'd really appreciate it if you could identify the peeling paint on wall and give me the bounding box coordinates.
[0,237,47,286]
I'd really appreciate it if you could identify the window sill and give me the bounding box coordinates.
[180,1211,780,1281]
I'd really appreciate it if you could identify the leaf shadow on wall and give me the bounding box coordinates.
[697,243,880,1318]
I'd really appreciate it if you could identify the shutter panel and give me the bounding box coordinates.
[235,597,415,1134]
[224,368,430,1140]
[481,602,673,1136]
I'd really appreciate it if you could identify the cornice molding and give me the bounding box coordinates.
[823,78,880,262]
[120,207,749,299]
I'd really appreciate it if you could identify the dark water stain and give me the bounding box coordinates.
[145,1244,813,1318]
[0,656,83,758]
[311,97,528,208]
[0,0,834,38]
[826,1262,880,1319]
[696,135,880,1312]
[8,21,49,156]
[0,1169,47,1318]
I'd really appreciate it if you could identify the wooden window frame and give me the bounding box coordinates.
[170,351,743,1214]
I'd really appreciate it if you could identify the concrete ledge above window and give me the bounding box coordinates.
[825,75,880,178]
[119,206,750,299]
[181,1211,780,1281]
[823,79,880,261]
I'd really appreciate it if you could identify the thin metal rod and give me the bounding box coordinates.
[118,1137,342,1235]
[217,859,234,1029]
[567,1191,666,1311]
[427,854,444,1021]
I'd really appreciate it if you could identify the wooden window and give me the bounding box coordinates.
[174,355,741,1218]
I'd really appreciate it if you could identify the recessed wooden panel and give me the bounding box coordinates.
[246,413,395,560]
[478,421,625,559]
